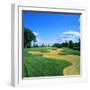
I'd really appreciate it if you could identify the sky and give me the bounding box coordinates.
[23,11,80,46]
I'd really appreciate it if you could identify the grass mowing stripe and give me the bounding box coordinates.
[24,49,72,77]
[24,64,29,77]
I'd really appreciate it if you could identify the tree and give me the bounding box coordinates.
[52,43,61,48]
[24,28,36,48]
[41,44,46,47]
[68,40,73,49]
[48,44,50,47]
[64,41,68,47]
[35,44,39,47]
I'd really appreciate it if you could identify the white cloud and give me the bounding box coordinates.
[36,38,56,46]
[57,30,80,43]
[63,31,80,37]
[33,32,38,36]
[33,30,80,46]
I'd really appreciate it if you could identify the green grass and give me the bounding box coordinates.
[26,47,49,53]
[58,48,80,56]
[24,48,72,77]
[25,47,57,53]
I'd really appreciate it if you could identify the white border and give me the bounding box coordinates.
[11,4,87,87]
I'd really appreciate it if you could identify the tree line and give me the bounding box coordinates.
[52,40,80,51]
[24,28,80,51]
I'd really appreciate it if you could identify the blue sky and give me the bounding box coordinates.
[23,11,80,45]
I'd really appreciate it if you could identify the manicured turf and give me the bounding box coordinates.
[58,48,80,56]
[25,47,57,53]
[24,48,72,77]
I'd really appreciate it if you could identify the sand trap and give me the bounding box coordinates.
[28,48,80,76]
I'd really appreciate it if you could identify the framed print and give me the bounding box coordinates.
[11,3,87,87]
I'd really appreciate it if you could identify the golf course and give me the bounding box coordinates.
[24,47,80,77]
[23,11,80,77]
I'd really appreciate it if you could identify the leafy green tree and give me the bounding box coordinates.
[68,40,73,49]
[41,44,46,47]
[35,44,39,47]
[52,43,61,48]
[24,28,36,48]
[64,41,68,47]
[48,44,50,47]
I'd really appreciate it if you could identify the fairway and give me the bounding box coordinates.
[24,47,80,77]
[23,11,80,77]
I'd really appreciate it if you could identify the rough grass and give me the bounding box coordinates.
[58,48,80,56]
[24,48,72,77]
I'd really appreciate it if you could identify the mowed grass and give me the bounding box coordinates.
[24,48,72,77]
[25,47,57,53]
[58,48,80,56]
